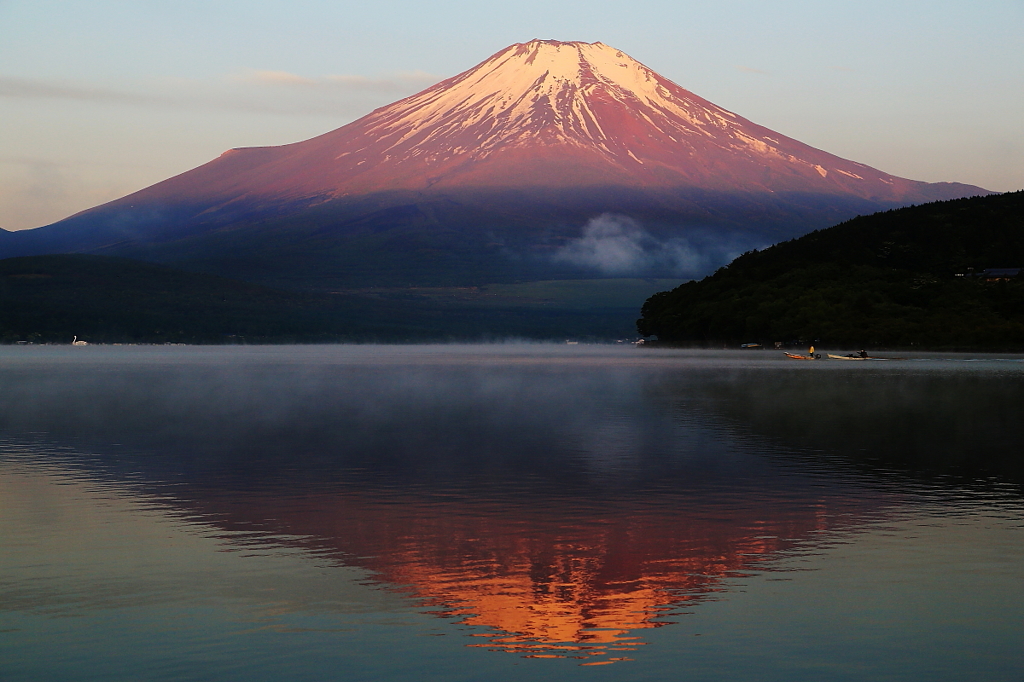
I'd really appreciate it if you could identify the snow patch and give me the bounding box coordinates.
[735,131,778,156]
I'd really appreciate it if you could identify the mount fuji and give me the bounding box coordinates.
[0,40,989,289]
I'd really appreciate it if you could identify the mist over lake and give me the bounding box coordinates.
[2,345,1022,681]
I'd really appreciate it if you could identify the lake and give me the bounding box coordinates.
[1,345,1022,681]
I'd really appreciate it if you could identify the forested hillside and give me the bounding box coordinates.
[637,191,1024,349]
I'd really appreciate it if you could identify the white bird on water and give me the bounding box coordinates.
[72,336,87,346]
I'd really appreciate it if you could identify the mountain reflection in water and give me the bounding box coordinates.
[1,345,1022,673]
[180,483,859,662]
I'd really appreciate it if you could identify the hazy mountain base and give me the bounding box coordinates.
[0,188,922,290]
[637,192,1024,349]
[0,255,676,343]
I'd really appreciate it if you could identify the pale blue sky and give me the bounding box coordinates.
[2,0,1022,229]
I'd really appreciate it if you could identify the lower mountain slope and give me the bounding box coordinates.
[0,187,954,290]
[0,38,990,288]
[637,191,1024,349]
[0,255,670,343]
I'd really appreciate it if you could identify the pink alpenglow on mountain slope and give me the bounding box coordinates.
[135,39,984,207]
[0,38,988,288]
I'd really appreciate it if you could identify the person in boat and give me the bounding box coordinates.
[808,345,815,357]
[857,350,868,359]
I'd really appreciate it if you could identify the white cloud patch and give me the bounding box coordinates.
[552,214,730,277]
[250,70,318,86]
[553,215,647,274]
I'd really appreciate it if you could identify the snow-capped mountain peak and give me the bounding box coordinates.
[2,39,988,288]
[355,40,746,161]
[65,39,987,206]
[272,39,916,197]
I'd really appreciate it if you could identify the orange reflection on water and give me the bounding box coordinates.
[204,489,843,664]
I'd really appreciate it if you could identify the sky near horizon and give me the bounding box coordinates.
[1,0,1022,231]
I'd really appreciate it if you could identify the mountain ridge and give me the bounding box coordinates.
[0,39,990,290]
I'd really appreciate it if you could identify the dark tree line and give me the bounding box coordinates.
[638,191,1024,349]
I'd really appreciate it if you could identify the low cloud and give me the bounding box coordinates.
[553,215,648,275]
[240,69,440,93]
[0,76,169,106]
[0,69,440,115]
[552,214,738,277]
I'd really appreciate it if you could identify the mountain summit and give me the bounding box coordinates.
[106,39,982,203]
[0,40,989,288]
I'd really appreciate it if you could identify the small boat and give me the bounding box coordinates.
[740,343,762,349]
[784,352,819,360]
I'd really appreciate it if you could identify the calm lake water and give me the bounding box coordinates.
[1,345,1022,681]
